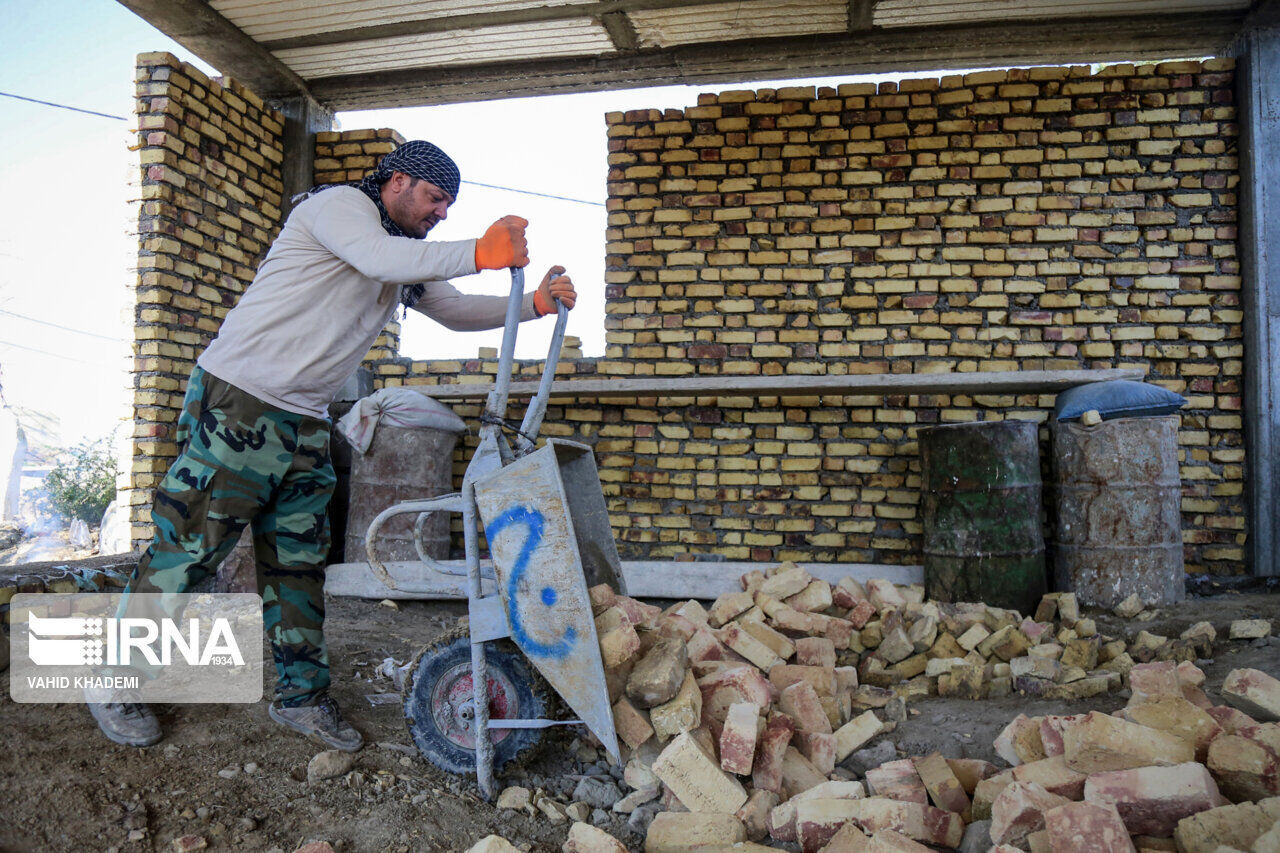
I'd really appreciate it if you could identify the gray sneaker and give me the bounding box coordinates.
[86,689,162,747]
[268,692,363,752]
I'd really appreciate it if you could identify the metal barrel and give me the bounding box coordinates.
[347,425,460,563]
[1051,415,1184,608]
[920,420,1047,613]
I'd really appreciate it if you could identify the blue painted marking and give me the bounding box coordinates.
[485,506,577,660]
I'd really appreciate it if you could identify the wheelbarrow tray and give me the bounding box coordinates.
[471,437,626,762]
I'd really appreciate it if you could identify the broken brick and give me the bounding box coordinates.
[1043,800,1135,853]
[1062,711,1194,773]
[1083,761,1226,837]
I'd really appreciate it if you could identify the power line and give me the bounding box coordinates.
[0,91,129,122]
[0,309,121,342]
[461,180,605,207]
[0,339,111,366]
[2,91,607,207]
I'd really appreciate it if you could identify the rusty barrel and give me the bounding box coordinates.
[920,420,1047,613]
[347,425,459,563]
[1051,415,1184,607]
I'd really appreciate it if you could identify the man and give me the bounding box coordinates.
[88,140,576,751]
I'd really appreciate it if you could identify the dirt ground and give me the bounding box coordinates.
[1,589,1278,853]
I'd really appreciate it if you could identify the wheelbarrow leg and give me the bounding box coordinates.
[463,480,497,800]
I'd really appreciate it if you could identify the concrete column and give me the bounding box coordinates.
[1237,20,1280,575]
[275,94,335,219]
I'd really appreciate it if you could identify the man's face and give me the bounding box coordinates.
[381,172,453,238]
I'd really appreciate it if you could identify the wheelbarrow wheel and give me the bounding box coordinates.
[402,626,553,777]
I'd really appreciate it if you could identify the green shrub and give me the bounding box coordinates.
[45,439,118,524]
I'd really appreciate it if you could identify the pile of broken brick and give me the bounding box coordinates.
[466,563,1280,852]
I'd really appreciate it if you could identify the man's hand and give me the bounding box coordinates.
[534,266,576,316]
[474,215,530,270]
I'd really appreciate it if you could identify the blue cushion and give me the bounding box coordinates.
[1053,380,1186,422]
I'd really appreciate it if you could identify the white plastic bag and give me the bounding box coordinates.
[338,387,466,455]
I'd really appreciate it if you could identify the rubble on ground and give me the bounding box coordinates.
[534,563,1280,851]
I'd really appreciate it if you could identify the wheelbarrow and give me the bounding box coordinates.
[363,269,626,800]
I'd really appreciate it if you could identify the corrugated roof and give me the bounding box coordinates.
[118,0,1261,108]
[210,0,595,41]
[874,0,1251,27]
[630,0,847,49]
[275,19,616,76]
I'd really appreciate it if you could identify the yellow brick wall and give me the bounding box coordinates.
[123,53,286,549]
[124,82,409,550]
[386,60,1245,574]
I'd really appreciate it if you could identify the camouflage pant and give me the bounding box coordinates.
[124,366,335,706]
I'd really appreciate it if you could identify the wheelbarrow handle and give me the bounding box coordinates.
[515,284,569,456]
[364,494,466,589]
[483,267,526,427]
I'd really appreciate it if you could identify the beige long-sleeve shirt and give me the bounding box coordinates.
[198,186,536,418]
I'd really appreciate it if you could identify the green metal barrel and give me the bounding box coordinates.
[920,420,1047,613]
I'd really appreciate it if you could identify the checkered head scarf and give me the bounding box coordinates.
[306,140,461,309]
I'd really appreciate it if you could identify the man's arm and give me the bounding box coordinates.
[308,189,478,286]
[412,280,538,331]
[411,267,578,331]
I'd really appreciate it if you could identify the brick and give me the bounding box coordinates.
[835,711,885,761]
[1223,668,1280,722]
[1128,662,1183,701]
[995,714,1047,766]
[1173,800,1279,853]
[783,745,830,797]
[877,626,915,664]
[797,637,838,669]
[719,622,783,670]
[1083,762,1226,837]
[699,665,773,725]
[770,665,837,698]
[1122,696,1222,761]
[752,714,796,794]
[866,758,928,805]
[780,681,833,735]
[739,618,797,660]
[913,752,971,814]
[1062,711,1195,773]
[991,781,1073,848]
[973,770,1016,821]
[793,798,864,852]
[761,565,812,598]
[1043,801,1135,853]
[627,638,689,708]
[866,579,906,612]
[1229,619,1272,640]
[651,671,703,741]
[1206,734,1280,801]
[736,789,780,841]
[1012,755,1087,800]
[600,624,642,670]
[652,731,749,813]
[613,695,655,749]
[708,591,755,627]
[946,758,998,794]
[843,798,964,849]
[720,702,761,774]
[564,821,629,852]
[800,732,837,775]
[768,780,866,843]
[644,812,747,852]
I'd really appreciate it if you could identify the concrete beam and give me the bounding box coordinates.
[1236,17,1280,576]
[273,94,334,219]
[115,0,310,100]
[309,12,1245,110]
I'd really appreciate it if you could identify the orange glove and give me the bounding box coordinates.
[534,266,576,315]
[474,215,530,270]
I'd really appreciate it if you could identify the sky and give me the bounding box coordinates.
[0,0,908,453]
